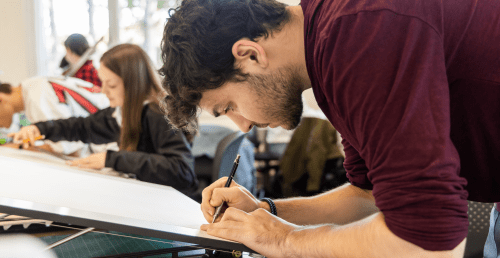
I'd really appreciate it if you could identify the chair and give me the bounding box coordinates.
[192,124,235,180]
[246,127,288,198]
[246,127,288,163]
[279,117,346,197]
[189,124,235,202]
[246,126,260,147]
[213,131,256,194]
[464,201,494,258]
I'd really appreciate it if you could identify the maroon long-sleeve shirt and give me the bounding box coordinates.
[302,0,500,251]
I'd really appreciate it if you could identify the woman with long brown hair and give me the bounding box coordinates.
[11,44,197,193]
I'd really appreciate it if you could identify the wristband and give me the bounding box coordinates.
[261,198,277,216]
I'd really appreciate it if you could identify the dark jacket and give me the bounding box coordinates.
[36,104,197,193]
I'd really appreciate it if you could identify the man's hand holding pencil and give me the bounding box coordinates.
[8,125,45,149]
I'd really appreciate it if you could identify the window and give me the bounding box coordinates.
[40,0,177,76]
[118,0,173,66]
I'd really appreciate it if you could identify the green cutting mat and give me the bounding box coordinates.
[38,231,204,258]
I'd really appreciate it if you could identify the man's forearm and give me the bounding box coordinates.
[261,183,379,225]
[283,212,466,258]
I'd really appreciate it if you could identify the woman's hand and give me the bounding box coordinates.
[8,125,42,149]
[201,177,261,223]
[67,152,106,170]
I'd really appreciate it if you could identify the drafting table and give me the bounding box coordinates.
[0,147,256,257]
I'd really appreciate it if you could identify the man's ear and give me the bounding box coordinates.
[232,39,269,70]
[0,92,6,103]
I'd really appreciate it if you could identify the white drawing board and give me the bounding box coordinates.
[0,147,252,252]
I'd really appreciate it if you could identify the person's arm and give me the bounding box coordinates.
[265,183,378,225]
[202,180,464,258]
[202,179,377,225]
[283,212,466,258]
[35,107,120,144]
[105,108,197,193]
[202,10,468,257]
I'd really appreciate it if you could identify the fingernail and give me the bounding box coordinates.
[208,210,213,216]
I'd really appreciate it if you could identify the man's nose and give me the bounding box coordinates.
[226,112,253,133]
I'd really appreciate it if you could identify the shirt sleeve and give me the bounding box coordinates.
[321,10,468,250]
[342,138,372,190]
[35,107,120,144]
[104,109,197,194]
[22,78,88,155]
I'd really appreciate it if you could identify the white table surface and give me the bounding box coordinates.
[0,147,251,252]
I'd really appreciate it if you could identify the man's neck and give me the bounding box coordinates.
[69,56,82,67]
[287,6,311,91]
[259,6,311,91]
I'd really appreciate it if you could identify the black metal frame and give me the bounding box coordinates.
[95,247,241,258]
[95,245,204,258]
[0,203,255,256]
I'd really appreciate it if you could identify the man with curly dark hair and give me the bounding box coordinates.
[160,0,303,132]
[159,0,500,257]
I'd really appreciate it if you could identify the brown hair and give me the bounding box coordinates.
[0,83,12,94]
[100,44,166,151]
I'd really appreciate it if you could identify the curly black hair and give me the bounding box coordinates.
[159,0,290,131]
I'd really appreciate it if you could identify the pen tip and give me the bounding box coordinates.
[236,154,241,162]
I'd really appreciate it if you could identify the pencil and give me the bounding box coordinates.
[22,135,44,143]
[212,154,241,223]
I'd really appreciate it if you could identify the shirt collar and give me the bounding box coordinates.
[302,0,326,36]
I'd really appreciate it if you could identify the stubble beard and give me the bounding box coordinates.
[247,65,304,130]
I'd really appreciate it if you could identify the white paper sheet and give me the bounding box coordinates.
[0,147,218,239]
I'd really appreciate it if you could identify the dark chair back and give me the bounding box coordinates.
[464,201,494,258]
[189,124,234,202]
[213,131,256,194]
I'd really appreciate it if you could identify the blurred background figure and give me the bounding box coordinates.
[60,33,102,88]
[10,44,197,193]
[0,81,24,144]
[0,77,110,156]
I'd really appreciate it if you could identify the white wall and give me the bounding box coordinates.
[0,0,44,86]
[0,0,299,87]
[280,0,300,5]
